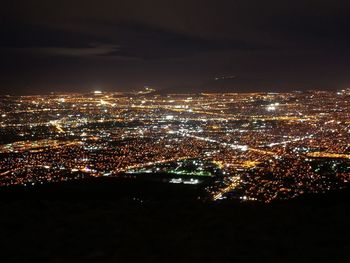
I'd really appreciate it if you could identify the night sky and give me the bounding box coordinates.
[1,0,350,94]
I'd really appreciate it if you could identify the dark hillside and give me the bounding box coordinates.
[1,178,350,263]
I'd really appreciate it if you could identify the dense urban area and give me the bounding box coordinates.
[1,88,350,203]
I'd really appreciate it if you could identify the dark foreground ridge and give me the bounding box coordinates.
[1,178,350,263]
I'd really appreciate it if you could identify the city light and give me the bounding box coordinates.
[0,88,349,203]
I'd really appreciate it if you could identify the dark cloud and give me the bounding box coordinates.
[0,24,102,48]
[1,0,350,94]
[1,22,263,59]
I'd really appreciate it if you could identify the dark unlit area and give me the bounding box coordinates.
[0,179,349,263]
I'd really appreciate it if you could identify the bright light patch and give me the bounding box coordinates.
[267,105,276,111]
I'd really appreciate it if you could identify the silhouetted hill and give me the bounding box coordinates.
[1,178,350,263]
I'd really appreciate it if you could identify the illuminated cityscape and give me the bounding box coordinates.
[3,1,350,261]
[1,88,349,203]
